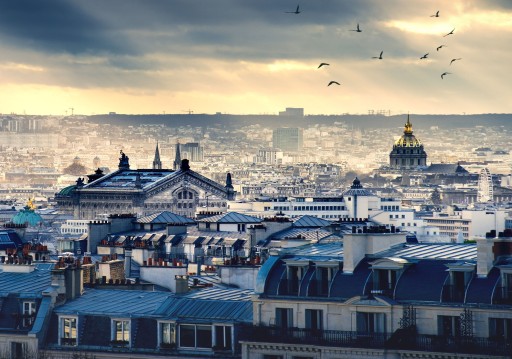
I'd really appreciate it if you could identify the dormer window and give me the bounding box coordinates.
[308,261,339,297]
[443,262,475,303]
[280,260,308,296]
[370,258,409,298]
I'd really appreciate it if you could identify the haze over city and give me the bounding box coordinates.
[0,0,511,115]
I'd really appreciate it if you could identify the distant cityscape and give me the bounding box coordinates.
[1,109,512,359]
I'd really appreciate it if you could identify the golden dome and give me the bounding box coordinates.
[394,115,422,147]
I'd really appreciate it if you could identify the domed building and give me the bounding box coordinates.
[389,115,427,170]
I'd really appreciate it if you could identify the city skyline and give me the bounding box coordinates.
[0,1,510,115]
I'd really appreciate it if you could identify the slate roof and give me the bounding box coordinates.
[0,230,23,250]
[374,243,477,261]
[137,211,196,225]
[0,263,54,296]
[82,169,175,189]
[292,215,331,228]
[424,163,469,174]
[54,289,172,317]
[199,212,261,224]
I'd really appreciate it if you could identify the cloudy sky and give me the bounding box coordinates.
[0,0,510,115]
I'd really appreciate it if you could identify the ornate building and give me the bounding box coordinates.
[389,115,427,170]
[55,148,235,219]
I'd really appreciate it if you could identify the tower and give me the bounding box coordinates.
[173,142,181,171]
[153,142,162,170]
[389,115,427,170]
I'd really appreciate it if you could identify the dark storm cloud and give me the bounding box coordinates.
[0,0,129,55]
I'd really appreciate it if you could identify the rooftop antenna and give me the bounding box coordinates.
[182,109,194,115]
[69,107,74,116]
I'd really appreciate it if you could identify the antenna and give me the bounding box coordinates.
[69,107,74,116]
[182,109,194,115]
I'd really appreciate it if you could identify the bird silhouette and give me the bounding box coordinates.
[443,28,455,37]
[372,51,383,59]
[318,63,330,69]
[349,23,362,32]
[420,53,429,59]
[430,11,440,17]
[450,58,462,65]
[441,72,451,79]
[285,5,300,14]
[328,81,341,86]
[436,45,446,51]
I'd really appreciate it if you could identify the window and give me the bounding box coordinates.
[179,324,212,349]
[489,318,512,340]
[160,322,176,345]
[356,312,386,334]
[23,301,36,327]
[60,317,77,346]
[305,309,323,331]
[438,315,460,337]
[214,325,232,350]
[112,319,130,343]
[275,308,293,328]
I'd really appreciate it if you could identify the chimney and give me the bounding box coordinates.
[175,275,189,294]
[476,237,495,278]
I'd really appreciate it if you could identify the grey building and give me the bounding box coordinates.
[272,127,303,152]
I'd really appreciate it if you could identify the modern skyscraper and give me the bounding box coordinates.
[272,127,303,152]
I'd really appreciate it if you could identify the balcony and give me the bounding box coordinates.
[239,325,511,356]
[442,285,465,302]
[239,326,389,349]
[493,286,512,305]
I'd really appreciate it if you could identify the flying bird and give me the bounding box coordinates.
[430,11,440,17]
[443,28,455,37]
[349,23,362,32]
[436,45,446,51]
[450,58,462,65]
[328,81,341,86]
[285,4,300,14]
[318,63,330,69]
[441,72,451,79]
[372,51,383,59]
[420,53,429,59]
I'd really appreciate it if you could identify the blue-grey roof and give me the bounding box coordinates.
[272,228,338,242]
[0,230,23,250]
[394,260,450,302]
[83,169,176,189]
[157,297,252,323]
[374,243,477,261]
[465,267,500,304]
[284,242,344,258]
[180,287,253,301]
[54,289,173,317]
[137,211,195,224]
[292,215,331,228]
[199,212,261,224]
[0,263,54,296]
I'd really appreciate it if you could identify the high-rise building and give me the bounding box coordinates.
[181,142,204,162]
[272,127,303,152]
[389,115,427,169]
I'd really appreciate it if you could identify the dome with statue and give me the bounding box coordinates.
[389,115,427,170]
[12,198,43,227]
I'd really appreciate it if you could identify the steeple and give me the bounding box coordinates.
[173,142,181,170]
[153,142,162,169]
[404,114,413,135]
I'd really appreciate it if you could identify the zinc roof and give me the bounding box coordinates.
[292,215,332,228]
[374,243,477,261]
[0,263,54,296]
[199,212,261,224]
[137,211,195,225]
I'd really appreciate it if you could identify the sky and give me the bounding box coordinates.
[0,0,511,116]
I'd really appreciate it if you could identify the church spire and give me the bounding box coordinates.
[173,141,181,170]
[153,141,162,169]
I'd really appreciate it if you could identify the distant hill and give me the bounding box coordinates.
[88,113,512,130]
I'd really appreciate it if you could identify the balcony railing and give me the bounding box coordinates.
[493,286,512,305]
[239,325,511,356]
[239,326,389,349]
[442,285,465,302]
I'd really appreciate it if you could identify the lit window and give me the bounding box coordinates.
[112,319,130,344]
[61,317,77,346]
[23,301,36,327]
[160,322,176,346]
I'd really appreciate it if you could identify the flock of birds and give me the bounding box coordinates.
[285,5,462,86]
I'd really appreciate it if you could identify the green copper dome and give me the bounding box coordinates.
[12,208,43,227]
